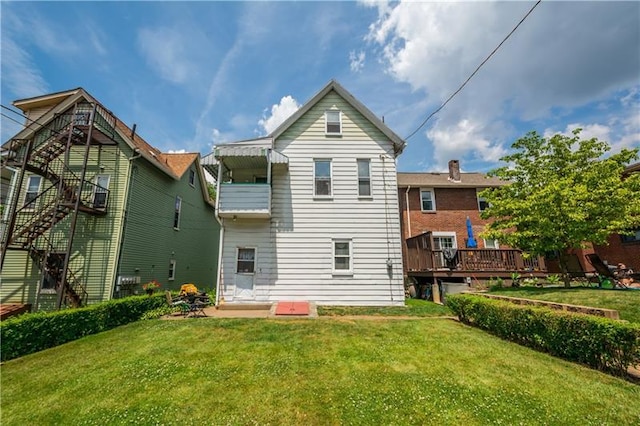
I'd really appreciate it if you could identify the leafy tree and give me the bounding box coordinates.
[206,182,217,202]
[480,129,640,287]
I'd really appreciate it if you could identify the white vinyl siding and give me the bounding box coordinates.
[218,89,404,306]
[420,188,435,212]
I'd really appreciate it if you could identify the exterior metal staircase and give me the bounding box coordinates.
[1,101,116,309]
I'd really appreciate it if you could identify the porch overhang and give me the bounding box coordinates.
[201,146,288,178]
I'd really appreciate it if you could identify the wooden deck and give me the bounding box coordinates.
[0,304,31,320]
[405,247,547,281]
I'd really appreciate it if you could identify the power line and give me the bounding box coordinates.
[404,0,543,141]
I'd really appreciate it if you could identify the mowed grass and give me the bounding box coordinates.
[489,287,640,323]
[2,318,639,425]
[318,298,452,317]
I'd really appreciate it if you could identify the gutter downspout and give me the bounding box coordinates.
[405,185,412,237]
[214,158,224,307]
[112,148,142,299]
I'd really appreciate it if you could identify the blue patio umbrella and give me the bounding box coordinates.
[466,216,478,248]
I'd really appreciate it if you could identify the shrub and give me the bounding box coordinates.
[447,294,640,376]
[0,294,166,361]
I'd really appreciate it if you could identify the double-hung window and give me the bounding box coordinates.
[484,239,500,249]
[169,260,176,281]
[477,189,489,211]
[174,196,182,229]
[325,110,342,135]
[420,188,436,212]
[314,159,332,197]
[333,239,352,274]
[621,229,640,243]
[24,176,42,208]
[92,174,110,209]
[357,159,371,197]
[188,169,196,187]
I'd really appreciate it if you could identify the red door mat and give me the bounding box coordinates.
[275,301,310,316]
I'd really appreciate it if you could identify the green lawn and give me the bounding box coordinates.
[488,287,640,323]
[318,298,452,317]
[2,318,639,425]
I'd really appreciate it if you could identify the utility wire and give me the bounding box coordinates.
[404,0,543,141]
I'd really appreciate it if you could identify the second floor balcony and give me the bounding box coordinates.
[218,183,271,219]
[201,140,288,220]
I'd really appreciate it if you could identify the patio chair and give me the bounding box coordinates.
[585,254,625,289]
[165,291,190,316]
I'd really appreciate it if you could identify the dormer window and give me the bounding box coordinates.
[325,110,342,135]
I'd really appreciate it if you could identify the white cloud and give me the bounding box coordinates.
[167,149,187,154]
[1,37,49,99]
[137,27,191,84]
[426,118,507,170]
[364,1,640,169]
[258,96,300,135]
[349,50,366,73]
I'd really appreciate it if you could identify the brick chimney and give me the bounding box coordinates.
[448,160,461,182]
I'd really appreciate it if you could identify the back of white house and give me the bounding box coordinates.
[208,80,405,306]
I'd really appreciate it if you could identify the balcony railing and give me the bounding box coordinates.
[218,183,271,218]
[406,247,546,273]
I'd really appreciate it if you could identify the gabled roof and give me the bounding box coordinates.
[5,88,198,181]
[269,79,406,154]
[158,153,199,178]
[397,172,506,188]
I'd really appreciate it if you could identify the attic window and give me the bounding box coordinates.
[325,110,342,135]
[189,169,195,187]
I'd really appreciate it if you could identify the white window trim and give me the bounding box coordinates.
[477,188,489,212]
[357,159,372,198]
[189,169,196,187]
[23,175,43,210]
[325,110,342,135]
[432,232,458,249]
[169,259,176,281]
[332,238,353,275]
[92,174,110,209]
[483,238,500,249]
[420,188,436,212]
[236,247,257,275]
[313,159,333,198]
[174,196,182,230]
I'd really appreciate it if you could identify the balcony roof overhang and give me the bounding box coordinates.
[201,146,288,177]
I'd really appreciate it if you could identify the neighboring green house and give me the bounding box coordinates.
[0,88,219,311]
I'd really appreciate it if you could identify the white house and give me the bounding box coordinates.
[202,80,406,306]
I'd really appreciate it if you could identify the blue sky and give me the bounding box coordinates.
[1,1,638,173]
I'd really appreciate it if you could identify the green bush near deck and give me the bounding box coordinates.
[447,293,640,376]
[0,294,166,361]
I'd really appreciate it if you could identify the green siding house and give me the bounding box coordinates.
[0,89,219,312]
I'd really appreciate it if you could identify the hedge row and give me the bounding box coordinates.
[1,294,167,362]
[447,294,640,376]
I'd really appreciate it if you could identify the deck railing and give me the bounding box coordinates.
[405,248,546,273]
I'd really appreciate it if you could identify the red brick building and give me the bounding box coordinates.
[397,161,547,288]
[592,162,640,272]
[398,160,505,250]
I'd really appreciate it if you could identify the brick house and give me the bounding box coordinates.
[398,160,547,288]
[565,162,640,273]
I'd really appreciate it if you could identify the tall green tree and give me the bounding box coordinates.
[480,129,640,286]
